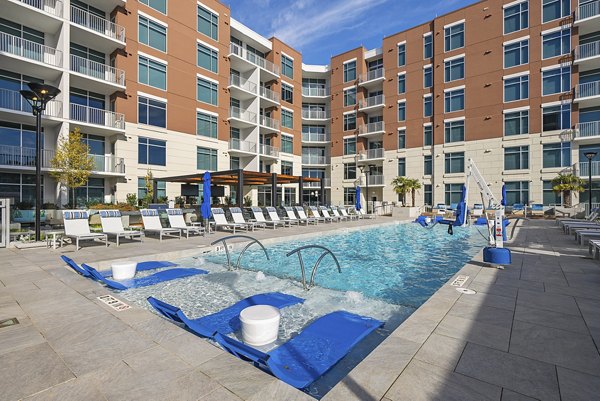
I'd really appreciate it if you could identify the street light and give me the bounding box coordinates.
[584,151,597,216]
[20,82,60,242]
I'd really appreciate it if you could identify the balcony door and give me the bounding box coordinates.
[70,88,105,125]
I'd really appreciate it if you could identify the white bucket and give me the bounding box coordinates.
[240,305,280,346]
[111,261,137,280]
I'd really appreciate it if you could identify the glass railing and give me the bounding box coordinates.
[359,94,385,109]
[359,121,385,135]
[228,75,257,94]
[70,55,125,85]
[70,104,125,130]
[360,148,385,160]
[359,68,385,83]
[259,115,280,130]
[70,6,125,42]
[259,86,280,103]
[0,145,54,168]
[0,88,62,118]
[576,41,600,60]
[17,0,63,17]
[302,155,327,165]
[301,132,330,142]
[302,109,329,119]
[229,138,257,153]
[367,175,384,185]
[90,154,125,174]
[577,0,600,20]
[577,121,600,138]
[303,178,330,188]
[229,106,257,124]
[229,42,280,76]
[302,87,329,97]
[260,144,279,157]
[0,31,62,67]
[577,80,600,99]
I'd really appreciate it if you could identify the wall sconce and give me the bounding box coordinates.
[485,116,492,120]
[484,83,492,87]
[484,149,492,153]
[484,50,492,55]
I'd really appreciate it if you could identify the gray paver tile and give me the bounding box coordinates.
[516,289,580,316]
[23,377,107,401]
[575,297,600,329]
[0,321,46,356]
[198,387,243,401]
[160,331,223,367]
[390,315,439,343]
[513,305,589,334]
[435,315,511,352]
[467,281,519,299]
[448,298,515,327]
[413,332,467,371]
[557,366,600,401]
[132,314,186,344]
[501,389,539,401]
[123,345,191,373]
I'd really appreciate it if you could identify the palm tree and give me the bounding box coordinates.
[551,173,585,207]
[407,178,422,207]
[392,177,422,206]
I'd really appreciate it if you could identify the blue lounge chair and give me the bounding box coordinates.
[61,255,177,278]
[214,311,383,389]
[147,292,304,338]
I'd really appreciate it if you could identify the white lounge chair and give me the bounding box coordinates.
[140,209,181,241]
[294,206,318,225]
[557,208,599,227]
[211,208,246,233]
[320,206,341,222]
[266,207,291,227]
[340,207,359,221]
[309,206,332,223]
[284,207,304,226]
[251,207,285,229]
[230,207,263,231]
[99,210,143,246]
[358,209,376,219]
[166,209,204,238]
[62,210,108,251]
[330,207,348,221]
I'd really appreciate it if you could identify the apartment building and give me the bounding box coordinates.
[0,0,598,210]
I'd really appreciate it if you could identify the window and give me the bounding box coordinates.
[138,177,166,201]
[445,183,464,205]
[281,135,293,154]
[504,1,528,34]
[445,120,465,142]
[197,43,218,73]
[543,104,570,131]
[343,138,356,155]
[197,147,217,170]
[138,56,166,90]
[504,145,529,170]
[0,173,42,205]
[504,39,529,68]
[344,188,356,205]
[398,102,406,121]
[444,88,465,113]
[504,110,529,136]
[230,156,240,170]
[197,4,218,40]
[197,77,218,105]
[344,87,356,107]
[281,161,293,175]
[138,137,166,166]
[395,158,406,177]
[282,55,293,79]
[543,142,571,168]
[542,28,570,59]
[445,152,465,173]
[139,16,167,52]
[424,155,432,175]
[543,180,561,205]
[424,125,433,146]
[398,129,406,149]
[504,74,529,102]
[445,23,465,52]
[398,74,406,94]
[281,109,293,129]
[444,57,465,82]
[281,83,293,103]
[343,61,356,82]
[424,96,433,117]
[398,43,406,66]
[423,66,433,88]
[196,111,217,138]
[75,178,105,205]
[424,34,433,59]
[140,0,166,14]
[542,66,570,95]
[424,184,432,206]
[138,96,166,128]
[542,0,570,23]
[344,113,356,131]
[344,163,356,180]
[505,181,529,205]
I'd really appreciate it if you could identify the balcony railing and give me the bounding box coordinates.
[17,0,63,17]
[90,154,125,174]
[360,148,385,160]
[229,138,257,153]
[0,145,53,168]
[259,86,280,103]
[577,121,600,138]
[302,87,329,97]
[359,68,385,84]
[358,94,385,109]
[302,132,329,142]
[70,6,125,42]
[359,121,385,135]
[576,80,600,99]
[302,155,327,165]
[367,175,384,186]
[577,0,600,20]
[228,75,257,94]
[0,31,62,67]
[229,42,280,76]
[70,104,125,130]
[229,106,257,124]
[259,115,280,130]
[579,161,600,177]
[0,88,62,117]
[576,41,600,60]
[260,144,279,158]
[303,178,330,188]
[70,55,125,86]
[302,109,329,119]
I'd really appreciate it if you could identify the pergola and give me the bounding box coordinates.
[154,169,323,207]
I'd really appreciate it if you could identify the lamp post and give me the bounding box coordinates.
[359,165,373,214]
[20,82,60,242]
[584,151,598,216]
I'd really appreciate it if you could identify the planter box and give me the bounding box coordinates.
[393,206,421,220]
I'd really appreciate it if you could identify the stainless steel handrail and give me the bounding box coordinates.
[286,245,341,290]
[211,235,269,271]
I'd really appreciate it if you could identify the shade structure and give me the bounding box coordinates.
[355,186,362,211]
[201,171,212,219]
[501,184,506,207]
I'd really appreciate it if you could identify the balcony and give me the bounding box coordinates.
[0,32,62,79]
[259,86,280,107]
[575,80,600,107]
[358,94,385,112]
[574,121,600,143]
[229,42,279,79]
[70,55,125,93]
[229,138,257,156]
[0,88,62,121]
[3,1,62,36]
[14,0,62,16]
[0,145,54,169]
[228,106,257,129]
[302,109,329,121]
[575,41,600,71]
[367,174,385,186]
[575,0,600,35]
[70,104,125,133]
[259,115,280,132]
[578,161,600,178]
[228,75,257,100]
[301,132,330,143]
[89,154,125,175]
[359,68,385,88]
[358,121,385,138]
[302,87,329,98]
[357,148,385,164]
[259,144,279,159]
[70,5,126,52]
[301,155,328,165]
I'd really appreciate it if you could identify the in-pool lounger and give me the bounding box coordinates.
[61,255,177,278]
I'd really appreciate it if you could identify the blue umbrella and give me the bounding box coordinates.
[355,186,362,211]
[201,171,212,219]
[501,184,506,207]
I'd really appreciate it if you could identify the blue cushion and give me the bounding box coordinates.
[64,211,89,220]
[167,209,183,216]
[141,209,158,217]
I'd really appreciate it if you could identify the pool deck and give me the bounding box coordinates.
[0,218,599,400]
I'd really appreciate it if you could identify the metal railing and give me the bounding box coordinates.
[70,5,125,42]
[360,148,385,160]
[259,115,280,130]
[286,245,341,290]
[210,235,269,271]
[259,86,280,103]
[0,31,62,67]
[70,55,125,86]
[229,106,257,124]
[301,131,329,142]
[359,94,385,109]
[577,0,600,20]
[359,68,385,83]
[367,174,384,186]
[585,202,600,216]
[229,138,257,153]
[70,104,125,130]
[302,86,329,97]
[90,154,125,174]
[229,42,280,76]
[17,0,62,17]
[359,121,385,135]
[578,161,600,177]
[0,145,53,168]
[302,155,327,165]
[260,144,279,157]
[576,81,600,99]
[576,41,600,60]
[576,121,600,138]
[302,109,329,119]
[0,88,62,118]
[228,75,257,94]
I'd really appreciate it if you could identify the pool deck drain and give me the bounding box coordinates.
[0,218,600,400]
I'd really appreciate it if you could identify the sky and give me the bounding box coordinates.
[225,0,477,65]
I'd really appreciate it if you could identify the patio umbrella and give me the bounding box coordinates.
[501,184,506,207]
[201,171,212,220]
[355,186,362,211]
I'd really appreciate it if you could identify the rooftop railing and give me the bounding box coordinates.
[229,42,280,76]
[70,55,125,86]
[0,31,62,67]
[70,5,125,42]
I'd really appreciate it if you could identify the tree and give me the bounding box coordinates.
[391,176,410,206]
[143,169,154,207]
[406,178,422,207]
[50,128,94,208]
[551,173,585,207]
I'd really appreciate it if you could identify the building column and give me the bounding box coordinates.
[271,173,277,207]
[298,176,303,206]
[237,169,244,207]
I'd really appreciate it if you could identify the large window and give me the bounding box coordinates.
[281,135,293,154]
[505,181,529,205]
[398,129,406,149]
[444,57,464,82]
[197,147,217,170]
[138,177,166,201]
[504,1,528,34]
[343,61,356,82]
[344,112,356,131]
[398,158,406,177]
[424,34,433,59]
[281,109,293,129]
[282,55,294,79]
[445,120,465,142]
[423,66,433,88]
[543,180,561,205]
[138,137,166,166]
[398,43,406,66]
[344,188,356,205]
[138,56,166,90]
[445,183,464,205]
[75,178,105,206]
[542,104,570,131]
[542,0,570,23]
[444,88,465,113]
[504,145,529,170]
[424,125,433,146]
[197,4,218,40]
[504,74,529,102]
[230,156,240,170]
[197,43,218,73]
[138,96,166,128]
[281,161,293,176]
[424,95,432,117]
[196,111,217,138]
[424,184,432,206]
[344,87,356,107]
[281,83,293,103]
[197,77,218,105]
[344,163,356,180]
[139,16,166,52]
[504,39,529,68]
[0,173,42,205]
[542,28,570,59]
[140,0,166,14]
[398,102,406,121]
[445,22,465,52]
[398,74,406,94]
[504,110,529,136]
[543,142,571,168]
[542,66,570,95]
[424,155,432,175]
[343,138,356,155]
[445,152,465,173]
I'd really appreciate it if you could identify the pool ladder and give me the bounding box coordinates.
[211,235,269,271]
[286,245,341,290]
